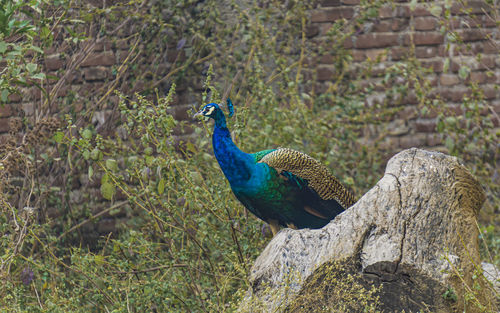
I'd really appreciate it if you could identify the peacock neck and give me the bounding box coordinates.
[212,122,254,186]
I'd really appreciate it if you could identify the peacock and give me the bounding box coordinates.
[194,99,356,235]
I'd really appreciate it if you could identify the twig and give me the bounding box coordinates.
[33,281,44,310]
[221,70,241,103]
[56,201,128,241]
[109,264,187,275]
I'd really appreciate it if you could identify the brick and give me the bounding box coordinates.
[414,17,438,31]
[411,5,433,17]
[80,51,115,67]
[390,47,408,60]
[484,15,497,27]
[343,37,354,49]
[397,106,418,120]
[493,101,500,114]
[426,74,439,87]
[415,118,437,132]
[373,21,392,32]
[365,49,387,61]
[378,5,395,18]
[321,0,341,6]
[310,8,354,22]
[319,54,336,64]
[440,74,459,86]
[378,136,400,152]
[426,133,443,146]
[0,104,12,117]
[0,118,9,132]
[30,87,43,100]
[450,1,493,15]
[483,41,498,54]
[317,65,336,81]
[353,50,368,62]
[115,38,129,50]
[8,93,21,103]
[22,102,34,115]
[94,40,112,51]
[439,88,470,102]
[402,92,419,105]
[341,0,360,5]
[306,25,319,38]
[439,42,483,57]
[355,33,399,49]
[388,119,410,136]
[398,4,432,17]
[405,32,444,46]
[415,46,437,58]
[45,55,65,71]
[491,115,500,127]
[421,59,444,72]
[468,71,487,84]
[67,70,83,84]
[482,85,498,100]
[399,133,427,149]
[457,29,488,42]
[0,133,11,145]
[391,18,409,31]
[317,23,334,36]
[84,67,109,81]
[450,56,496,72]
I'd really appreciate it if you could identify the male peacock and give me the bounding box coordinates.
[194,99,356,235]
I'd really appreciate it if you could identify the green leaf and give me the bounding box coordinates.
[90,148,101,160]
[31,73,45,80]
[29,45,44,54]
[429,5,442,17]
[53,131,64,143]
[101,181,115,200]
[158,178,165,195]
[82,149,90,160]
[82,128,92,140]
[1,89,9,102]
[443,58,450,73]
[445,136,455,152]
[0,41,6,54]
[88,165,93,181]
[409,0,417,11]
[40,26,51,39]
[26,63,37,73]
[458,66,470,80]
[106,159,118,172]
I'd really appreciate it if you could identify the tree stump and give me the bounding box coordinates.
[240,148,498,312]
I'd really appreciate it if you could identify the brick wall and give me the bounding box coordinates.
[1,0,498,238]
[308,0,499,150]
[0,16,200,242]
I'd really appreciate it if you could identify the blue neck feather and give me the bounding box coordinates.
[212,109,254,186]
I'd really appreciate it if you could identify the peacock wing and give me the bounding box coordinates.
[258,148,356,209]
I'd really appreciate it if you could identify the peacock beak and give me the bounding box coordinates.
[193,110,203,119]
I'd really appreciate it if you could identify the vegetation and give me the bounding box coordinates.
[0,0,498,312]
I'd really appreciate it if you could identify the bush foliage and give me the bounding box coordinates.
[0,0,498,311]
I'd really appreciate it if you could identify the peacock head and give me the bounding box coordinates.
[194,103,221,119]
[194,99,234,124]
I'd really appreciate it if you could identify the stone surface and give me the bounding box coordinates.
[240,149,497,312]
